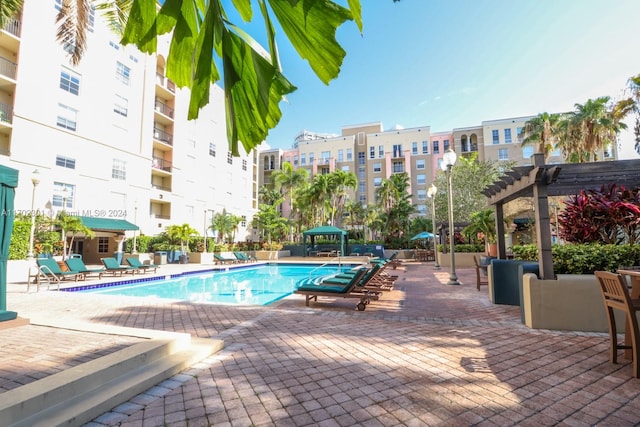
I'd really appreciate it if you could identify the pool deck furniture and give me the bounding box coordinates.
[595,270,640,378]
[473,255,489,291]
[36,258,84,283]
[65,258,105,280]
[126,257,159,274]
[214,253,238,264]
[101,257,138,276]
[295,268,381,311]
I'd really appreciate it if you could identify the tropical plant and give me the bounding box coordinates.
[272,161,308,239]
[614,73,640,155]
[55,211,95,260]
[462,208,497,243]
[252,197,288,244]
[375,173,415,243]
[166,223,199,254]
[520,112,562,159]
[210,210,240,243]
[327,169,357,227]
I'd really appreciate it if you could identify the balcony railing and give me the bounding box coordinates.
[0,57,16,80]
[0,103,13,124]
[2,18,20,38]
[152,157,172,172]
[151,182,171,192]
[153,126,173,145]
[155,72,176,93]
[154,98,174,118]
[151,213,171,220]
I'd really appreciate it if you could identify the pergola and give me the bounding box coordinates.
[483,153,640,279]
[302,225,348,257]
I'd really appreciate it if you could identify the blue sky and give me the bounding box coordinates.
[251,0,640,158]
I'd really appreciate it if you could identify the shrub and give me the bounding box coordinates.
[8,220,30,260]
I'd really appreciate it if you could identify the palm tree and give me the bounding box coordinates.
[210,211,239,244]
[327,170,357,227]
[520,112,562,158]
[614,74,640,155]
[272,162,308,240]
[166,223,198,254]
[55,211,95,260]
[306,174,331,226]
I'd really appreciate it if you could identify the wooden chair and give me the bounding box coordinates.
[594,271,640,378]
[473,255,489,291]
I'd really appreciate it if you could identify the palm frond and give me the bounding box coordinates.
[93,0,131,36]
[0,0,22,27]
[56,0,92,66]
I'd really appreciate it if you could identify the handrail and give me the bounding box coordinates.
[308,254,348,278]
[35,265,61,291]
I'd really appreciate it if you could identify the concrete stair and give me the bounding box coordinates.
[0,334,224,427]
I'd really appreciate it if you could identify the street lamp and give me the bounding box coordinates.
[203,209,209,253]
[60,186,70,260]
[441,148,460,285]
[427,183,440,270]
[27,169,40,260]
[132,200,138,254]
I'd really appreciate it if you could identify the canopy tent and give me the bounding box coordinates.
[0,164,18,321]
[410,231,434,240]
[77,216,139,232]
[302,225,348,257]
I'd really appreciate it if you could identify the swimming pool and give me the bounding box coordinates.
[69,263,356,306]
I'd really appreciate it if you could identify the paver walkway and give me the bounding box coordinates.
[3,261,640,426]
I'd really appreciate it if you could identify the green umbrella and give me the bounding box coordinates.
[0,164,18,321]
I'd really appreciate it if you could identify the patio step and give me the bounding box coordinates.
[0,335,224,427]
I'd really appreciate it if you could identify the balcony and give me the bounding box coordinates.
[152,157,172,173]
[0,18,20,52]
[154,98,174,125]
[153,126,173,147]
[155,72,176,98]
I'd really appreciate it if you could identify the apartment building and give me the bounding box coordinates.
[258,116,619,218]
[0,2,257,263]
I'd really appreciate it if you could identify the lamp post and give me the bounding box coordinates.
[441,148,460,285]
[203,209,208,253]
[427,183,440,270]
[132,200,138,254]
[60,186,70,260]
[27,169,40,260]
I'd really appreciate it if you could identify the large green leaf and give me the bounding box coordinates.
[121,0,157,53]
[267,0,354,84]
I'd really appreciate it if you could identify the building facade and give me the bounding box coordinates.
[0,2,257,262]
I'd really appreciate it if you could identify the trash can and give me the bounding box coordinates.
[154,251,168,265]
[178,254,189,264]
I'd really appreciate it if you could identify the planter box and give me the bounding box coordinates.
[521,273,625,333]
[436,252,484,268]
[188,252,215,264]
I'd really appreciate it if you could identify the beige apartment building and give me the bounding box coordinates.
[0,2,257,263]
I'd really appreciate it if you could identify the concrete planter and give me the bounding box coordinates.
[436,252,484,268]
[188,252,215,264]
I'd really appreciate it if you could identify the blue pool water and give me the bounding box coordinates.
[74,264,354,306]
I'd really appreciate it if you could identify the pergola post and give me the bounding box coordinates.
[531,154,555,279]
[495,203,506,259]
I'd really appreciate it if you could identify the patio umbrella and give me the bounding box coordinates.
[0,164,18,321]
[410,231,434,240]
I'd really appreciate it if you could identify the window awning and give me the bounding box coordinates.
[78,216,139,231]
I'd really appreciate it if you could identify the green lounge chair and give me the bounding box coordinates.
[214,253,237,264]
[101,257,137,276]
[65,258,105,279]
[233,251,257,263]
[126,257,159,273]
[36,258,84,282]
[295,268,380,311]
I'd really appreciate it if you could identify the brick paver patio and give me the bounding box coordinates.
[3,260,640,426]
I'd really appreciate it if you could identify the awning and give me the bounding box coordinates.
[78,216,139,231]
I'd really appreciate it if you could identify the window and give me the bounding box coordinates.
[358,169,365,180]
[416,159,425,170]
[373,162,381,172]
[109,40,120,51]
[369,146,375,159]
[373,177,382,187]
[417,204,427,215]
[116,62,130,85]
[359,182,365,193]
[412,142,418,155]
[378,145,384,158]
[392,144,402,158]
[504,128,512,144]
[300,154,306,165]
[227,152,233,165]
[338,149,344,162]
[417,189,427,200]
[516,127,523,143]
[492,130,499,144]
[346,149,353,161]
[241,215,246,227]
[57,104,77,131]
[293,155,299,166]
[422,140,429,154]
[113,94,128,117]
[88,5,95,32]
[416,174,426,185]
[443,139,450,150]
[522,146,534,159]
[209,143,216,157]
[437,158,443,170]
[433,141,440,154]
[55,0,62,10]
[321,151,330,164]
[52,182,74,208]
[341,165,350,172]
[112,159,126,180]
[498,148,509,160]
[60,69,80,95]
[55,155,75,169]
[309,152,314,164]
[358,151,365,165]
[97,237,109,253]
[242,160,247,171]
[392,161,404,173]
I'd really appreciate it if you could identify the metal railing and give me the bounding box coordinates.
[154,98,174,118]
[152,157,172,172]
[2,18,20,37]
[0,102,12,124]
[0,57,16,79]
[153,126,173,145]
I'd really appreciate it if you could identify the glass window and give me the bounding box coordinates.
[57,104,77,131]
[112,159,126,180]
[338,149,344,162]
[416,174,426,185]
[116,61,130,85]
[498,148,509,160]
[114,94,128,117]
[392,161,404,173]
[392,144,402,158]
[60,69,80,95]
[227,152,233,164]
[422,140,429,154]
[373,177,382,187]
[417,189,427,200]
[369,146,375,159]
[433,140,439,154]
[443,139,450,150]
[309,152,314,163]
[437,158,443,170]
[417,204,427,214]
[209,143,216,157]
[293,155,299,166]
[341,165,350,172]
[516,127,523,143]
[492,129,499,144]
[358,151,365,165]
[522,146,534,159]
[378,145,384,158]
[504,128,512,144]
[300,154,306,165]
[373,162,381,172]
[52,182,74,208]
[55,155,75,169]
[321,151,331,164]
[411,142,418,155]
[416,159,425,169]
[97,237,109,253]
[242,159,247,171]
[358,182,365,193]
[346,149,352,161]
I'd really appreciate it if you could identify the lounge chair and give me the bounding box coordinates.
[65,258,105,279]
[214,253,238,264]
[126,257,159,273]
[325,263,395,291]
[234,251,256,263]
[36,258,84,282]
[101,257,137,276]
[295,268,381,311]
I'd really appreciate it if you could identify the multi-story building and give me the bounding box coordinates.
[258,117,619,219]
[0,2,257,263]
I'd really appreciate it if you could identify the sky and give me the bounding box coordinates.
[249,0,640,158]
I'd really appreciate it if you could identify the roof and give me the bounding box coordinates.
[0,164,18,187]
[303,226,347,236]
[78,216,139,231]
